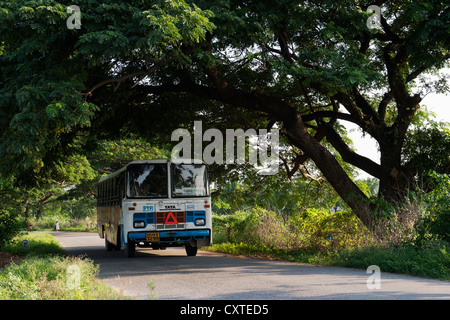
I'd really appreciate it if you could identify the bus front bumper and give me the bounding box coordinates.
[127,229,210,244]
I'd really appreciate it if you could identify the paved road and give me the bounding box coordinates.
[50,231,450,300]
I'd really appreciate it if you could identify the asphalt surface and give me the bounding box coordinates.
[50,231,450,300]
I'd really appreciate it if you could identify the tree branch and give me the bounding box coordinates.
[406,53,450,83]
[83,61,166,100]
[302,111,359,125]
[322,123,382,178]
[280,152,309,180]
[378,90,394,123]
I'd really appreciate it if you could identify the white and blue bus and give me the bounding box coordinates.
[97,159,212,257]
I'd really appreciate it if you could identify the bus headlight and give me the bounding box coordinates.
[134,221,145,228]
[195,218,205,226]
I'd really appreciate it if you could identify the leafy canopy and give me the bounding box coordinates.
[0,0,213,184]
[0,0,449,229]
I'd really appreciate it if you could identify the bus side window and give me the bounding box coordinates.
[114,177,119,206]
[99,183,103,207]
[106,180,110,207]
[112,178,116,206]
[97,184,100,207]
[101,182,105,207]
[119,173,125,207]
[109,179,112,206]
[109,179,113,206]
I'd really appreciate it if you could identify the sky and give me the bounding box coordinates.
[346,92,450,179]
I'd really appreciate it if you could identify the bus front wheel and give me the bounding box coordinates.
[185,244,198,256]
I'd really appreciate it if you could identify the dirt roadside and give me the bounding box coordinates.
[0,252,23,269]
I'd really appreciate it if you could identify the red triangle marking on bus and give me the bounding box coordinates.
[164,211,177,224]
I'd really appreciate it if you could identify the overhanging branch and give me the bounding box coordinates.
[323,123,382,178]
[83,61,167,101]
[302,111,358,125]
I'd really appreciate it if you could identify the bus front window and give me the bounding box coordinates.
[128,164,168,198]
[171,164,209,197]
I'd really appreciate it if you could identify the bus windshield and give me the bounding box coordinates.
[128,164,168,198]
[171,164,209,197]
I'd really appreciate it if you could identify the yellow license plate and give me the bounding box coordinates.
[146,232,160,242]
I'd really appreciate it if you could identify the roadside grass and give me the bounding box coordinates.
[33,226,97,232]
[207,207,450,281]
[1,232,64,256]
[0,232,126,300]
[204,242,450,281]
[324,243,450,280]
[29,216,96,232]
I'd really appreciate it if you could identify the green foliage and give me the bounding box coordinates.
[0,0,448,243]
[360,178,379,198]
[213,207,369,251]
[1,232,64,256]
[53,154,96,186]
[0,255,124,300]
[362,171,449,246]
[290,208,369,250]
[0,152,100,240]
[0,0,213,182]
[207,241,450,280]
[213,210,259,244]
[212,171,344,216]
[0,135,170,243]
[209,208,449,280]
[89,136,171,171]
[415,172,450,244]
[402,121,450,177]
[0,232,125,300]
[325,243,449,280]
[0,209,23,245]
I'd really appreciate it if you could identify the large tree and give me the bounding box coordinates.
[0,0,449,229]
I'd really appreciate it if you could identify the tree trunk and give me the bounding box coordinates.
[378,132,409,203]
[284,114,373,229]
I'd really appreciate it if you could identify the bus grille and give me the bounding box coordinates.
[155,212,185,224]
[156,223,185,230]
[134,212,186,229]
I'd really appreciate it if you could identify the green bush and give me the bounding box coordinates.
[323,242,449,280]
[212,207,370,251]
[1,232,64,256]
[213,210,260,244]
[0,209,23,245]
[30,215,96,232]
[0,255,124,300]
[210,206,450,280]
[0,232,125,300]
[415,172,450,244]
[289,208,370,250]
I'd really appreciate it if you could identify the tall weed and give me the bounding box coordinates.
[213,207,371,251]
[0,232,125,300]
[0,255,123,300]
